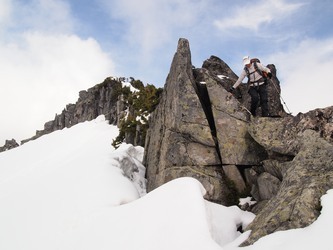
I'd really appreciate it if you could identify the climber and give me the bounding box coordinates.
[229,56,272,117]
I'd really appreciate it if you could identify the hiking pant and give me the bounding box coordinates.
[248,84,269,117]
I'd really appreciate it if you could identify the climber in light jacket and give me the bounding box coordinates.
[229,56,272,117]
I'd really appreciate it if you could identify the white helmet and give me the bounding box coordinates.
[242,56,251,65]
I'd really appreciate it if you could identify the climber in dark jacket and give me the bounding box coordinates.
[229,56,272,117]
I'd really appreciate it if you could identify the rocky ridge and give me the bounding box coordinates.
[0,77,161,150]
[143,38,333,245]
[20,77,123,145]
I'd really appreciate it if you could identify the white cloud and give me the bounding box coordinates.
[0,32,115,144]
[0,0,11,24]
[0,0,12,38]
[0,0,115,144]
[214,0,305,31]
[267,37,333,114]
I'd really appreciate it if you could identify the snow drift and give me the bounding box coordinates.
[0,115,332,250]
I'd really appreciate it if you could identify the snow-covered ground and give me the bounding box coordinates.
[0,116,331,250]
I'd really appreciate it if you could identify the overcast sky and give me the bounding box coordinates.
[1,0,333,144]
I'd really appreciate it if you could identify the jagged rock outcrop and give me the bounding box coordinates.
[201,59,333,244]
[0,139,19,152]
[241,107,333,245]
[144,38,285,204]
[241,128,333,245]
[143,38,333,244]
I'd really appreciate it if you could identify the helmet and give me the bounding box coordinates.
[242,56,251,66]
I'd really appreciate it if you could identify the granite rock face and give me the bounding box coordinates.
[202,70,268,165]
[240,107,333,245]
[144,38,236,204]
[144,38,286,204]
[248,106,333,155]
[143,38,333,244]
[242,129,333,245]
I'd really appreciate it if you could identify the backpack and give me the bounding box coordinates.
[244,58,268,80]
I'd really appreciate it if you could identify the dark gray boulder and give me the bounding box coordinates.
[0,139,19,152]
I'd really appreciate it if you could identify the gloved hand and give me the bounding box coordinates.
[228,86,235,93]
[267,72,272,79]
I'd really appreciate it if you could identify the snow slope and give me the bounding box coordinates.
[0,116,332,250]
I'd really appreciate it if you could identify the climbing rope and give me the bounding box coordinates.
[269,79,292,115]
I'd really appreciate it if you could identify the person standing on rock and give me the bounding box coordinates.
[229,56,272,117]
